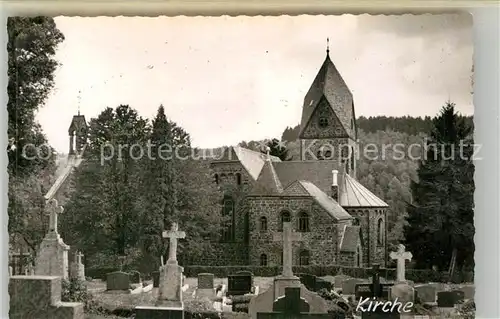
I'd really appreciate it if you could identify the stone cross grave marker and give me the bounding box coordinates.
[355,264,392,300]
[75,251,84,264]
[390,244,412,282]
[257,287,331,319]
[47,199,63,234]
[272,222,302,277]
[162,222,186,264]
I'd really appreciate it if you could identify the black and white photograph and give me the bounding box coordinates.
[7,13,475,318]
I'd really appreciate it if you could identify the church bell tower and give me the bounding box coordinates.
[68,106,88,156]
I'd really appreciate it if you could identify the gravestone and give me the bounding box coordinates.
[197,273,216,299]
[129,270,142,284]
[106,271,130,291]
[228,271,253,295]
[157,222,186,306]
[249,222,327,319]
[334,275,351,289]
[342,278,366,295]
[389,244,412,283]
[257,287,331,319]
[360,307,401,319]
[390,282,415,305]
[152,271,160,288]
[355,283,392,300]
[136,222,186,319]
[458,285,475,300]
[9,275,84,319]
[437,290,465,308]
[414,284,437,303]
[70,251,85,281]
[35,199,70,279]
[297,273,317,291]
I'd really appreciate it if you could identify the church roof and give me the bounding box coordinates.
[286,180,352,221]
[212,146,281,180]
[299,53,355,139]
[250,157,284,195]
[234,146,281,180]
[68,115,88,134]
[339,174,388,208]
[340,225,360,253]
[274,160,337,193]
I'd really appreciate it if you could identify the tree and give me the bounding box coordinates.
[404,102,474,273]
[261,138,290,161]
[7,17,64,176]
[136,106,222,270]
[61,105,150,263]
[7,17,63,253]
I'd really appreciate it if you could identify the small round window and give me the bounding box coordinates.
[318,117,328,128]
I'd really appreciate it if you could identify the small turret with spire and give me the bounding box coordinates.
[68,90,88,156]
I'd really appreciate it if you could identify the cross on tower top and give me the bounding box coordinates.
[162,222,186,264]
[77,90,82,115]
[272,222,302,277]
[390,244,412,282]
[326,37,330,55]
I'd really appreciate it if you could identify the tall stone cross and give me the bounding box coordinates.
[75,251,84,264]
[273,222,302,277]
[47,199,63,234]
[162,222,186,264]
[390,244,412,282]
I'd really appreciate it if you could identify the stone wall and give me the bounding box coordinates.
[247,196,341,266]
[346,208,387,267]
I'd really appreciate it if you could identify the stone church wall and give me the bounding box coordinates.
[247,197,342,266]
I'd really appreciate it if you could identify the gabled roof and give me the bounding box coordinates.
[294,180,352,221]
[212,146,281,180]
[299,53,355,139]
[340,225,360,253]
[68,115,88,135]
[250,158,284,195]
[274,160,338,194]
[339,174,388,208]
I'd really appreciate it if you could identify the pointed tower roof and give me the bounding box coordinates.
[249,154,284,196]
[339,173,388,208]
[68,115,88,135]
[299,46,356,139]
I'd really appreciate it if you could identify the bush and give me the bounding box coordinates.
[61,278,103,314]
[183,265,473,283]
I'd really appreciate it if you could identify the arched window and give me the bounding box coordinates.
[318,117,328,128]
[298,212,309,232]
[260,254,268,266]
[220,173,226,182]
[352,218,360,226]
[221,197,235,242]
[260,216,267,232]
[356,246,361,267]
[279,211,291,231]
[377,218,384,245]
[236,173,242,185]
[316,150,324,160]
[325,150,332,159]
[299,250,310,266]
[214,174,219,185]
[350,147,355,171]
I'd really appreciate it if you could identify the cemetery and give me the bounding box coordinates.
[8,16,476,319]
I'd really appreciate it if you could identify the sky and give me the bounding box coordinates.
[36,14,473,153]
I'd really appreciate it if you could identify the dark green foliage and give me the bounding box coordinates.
[261,138,290,161]
[7,17,63,254]
[7,17,64,176]
[61,278,102,313]
[404,102,474,272]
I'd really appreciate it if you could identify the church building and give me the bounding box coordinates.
[208,47,389,268]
